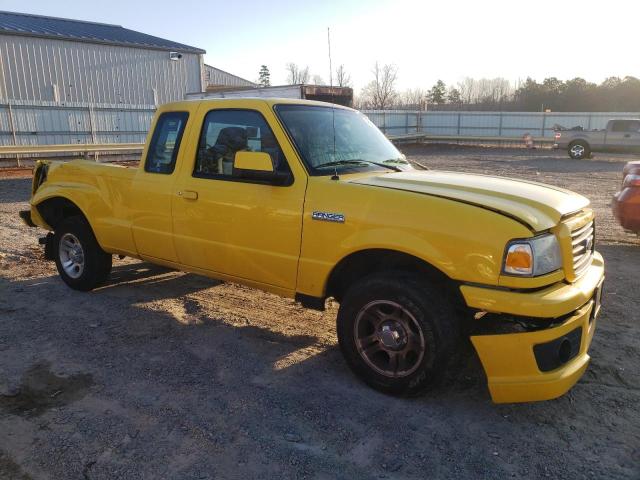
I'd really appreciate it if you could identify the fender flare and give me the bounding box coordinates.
[31,184,106,244]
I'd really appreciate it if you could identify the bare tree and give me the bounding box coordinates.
[456,77,513,106]
[488,78,513,105]
[457,77,477,105]
[351,93,367,110]
[286,63,310,84]
[361,62,398,110]
[311,74,325,85]
[400,88,428,109]
[335,64,352,87]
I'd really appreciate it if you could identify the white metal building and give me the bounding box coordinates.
[0,11,209,105]
[204,64,256,90]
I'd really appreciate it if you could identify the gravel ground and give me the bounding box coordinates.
[0,146,639,479]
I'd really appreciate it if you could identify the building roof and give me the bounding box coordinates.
[0,11,205,54]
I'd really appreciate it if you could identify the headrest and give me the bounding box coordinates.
[215,127,247,151]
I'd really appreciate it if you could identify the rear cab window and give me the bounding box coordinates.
[145,112,189,174]
[611,120,640,133]
[627,121,640,132]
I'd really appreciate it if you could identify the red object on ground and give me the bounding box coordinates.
[612,161,640,233]
[0,167,32,178]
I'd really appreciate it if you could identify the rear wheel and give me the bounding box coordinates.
[568,141,591,159]
[54,216,112,291]
[336,272,460,396]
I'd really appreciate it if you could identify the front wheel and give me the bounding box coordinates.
[568,141,590,159]
[54,216,112,291]
[336,273,460,396]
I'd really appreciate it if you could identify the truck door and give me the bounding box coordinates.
[607,120,640,152]
[171,106,306,292]
[623,120,640,152]
[130,111,190,262]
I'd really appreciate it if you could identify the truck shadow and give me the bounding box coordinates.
[1,258,487,408]
[96,261,223,300]
[8,243,634,421]
[4,243,632,413]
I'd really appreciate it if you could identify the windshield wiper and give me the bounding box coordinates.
[315,159,402,172]
[366,160,403,172]
[382,157,409,165]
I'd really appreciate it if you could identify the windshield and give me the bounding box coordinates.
[274,104,409,175]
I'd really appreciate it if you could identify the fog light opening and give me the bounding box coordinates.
[558,338,572,364]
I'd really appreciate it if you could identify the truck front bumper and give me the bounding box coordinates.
[460,252,605,403]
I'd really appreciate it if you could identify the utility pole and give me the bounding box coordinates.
[327,27,333,87]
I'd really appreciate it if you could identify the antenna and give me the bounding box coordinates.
[330,101,337,180]
[327,27,333,87]
[327,26,338,181]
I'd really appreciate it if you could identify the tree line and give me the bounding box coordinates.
[256,64,351,88]
[257,63,640,112]
[355,64,640,112]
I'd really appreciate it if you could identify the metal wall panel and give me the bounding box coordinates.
[0,34,203,105]
[363,110,640,137]
[0,100,155,147]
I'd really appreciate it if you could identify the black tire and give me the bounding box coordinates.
[336,272,460,396]
[53,216,112,291]
[568,141,591,159]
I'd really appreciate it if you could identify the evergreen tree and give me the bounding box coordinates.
[447,88,462,106]
[258,65,270,87]
[427,80,447,104]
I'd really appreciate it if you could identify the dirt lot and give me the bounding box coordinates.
[1,146,639,479]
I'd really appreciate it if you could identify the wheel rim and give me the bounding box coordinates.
[59,233,85,279]
[353,300,426,378]
[570,144,585,158]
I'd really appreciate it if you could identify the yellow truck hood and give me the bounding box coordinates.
[349,170,589,231]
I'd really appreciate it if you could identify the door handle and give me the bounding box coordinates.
[177,190,198,200]
[624,134,631,138]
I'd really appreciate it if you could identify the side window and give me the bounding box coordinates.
[145,112,189,174]
[611,121,630,133]
[628,121,640,133]
[194,109,290,179]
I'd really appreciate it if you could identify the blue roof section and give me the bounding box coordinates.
[0,11,205,54]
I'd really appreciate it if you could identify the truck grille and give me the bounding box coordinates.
[571,220,595,277]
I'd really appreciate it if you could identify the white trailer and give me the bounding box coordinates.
[185,84,353,107]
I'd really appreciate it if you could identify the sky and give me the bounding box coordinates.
[1,0,637,92]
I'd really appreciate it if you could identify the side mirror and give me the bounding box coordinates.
[234,151,274,172]
[233,151,291,185]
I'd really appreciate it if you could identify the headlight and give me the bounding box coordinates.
[32,161,49,194]
[503,234,562,276]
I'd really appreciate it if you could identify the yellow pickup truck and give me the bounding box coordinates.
[21,98,605,403]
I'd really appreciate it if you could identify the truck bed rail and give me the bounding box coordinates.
[0,143,144,166]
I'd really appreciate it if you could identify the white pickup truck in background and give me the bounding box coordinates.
[554,119,640,159]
